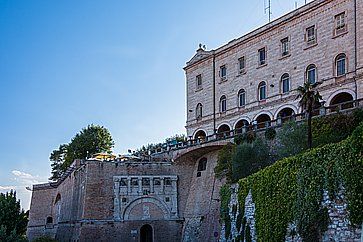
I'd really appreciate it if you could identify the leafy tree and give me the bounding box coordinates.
[296,82,322,148]
[32,236,58,242]
[0,191,28,242]
[50,124,114,180]
[276,121,308,159]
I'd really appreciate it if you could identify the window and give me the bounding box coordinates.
[258,48,266,65]
[164,178,172,186]
[258,82,267,100]
[142,178,150,186]
[131,178,138,186]
[46,217,53,224]
[220,65,227,79]
[335,12,346,30]
[165,197,170,202]
[196,75,202,89]
[306,64,317,84]
[196,103,203,119]
[281,74,290,93]
[336,54,346,76]
[120,178,127,186]
[197,158,207,171]
[122,197,127,203]
[153,178,161,186]
[281,37,289,56]
[238,89,246,107]
[220,95,227,112]
[306,26,316,43]
[238,57,245,73]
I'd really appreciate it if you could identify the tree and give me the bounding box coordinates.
[0,191,28,242]
[50,124,114,180]
[296,82,322,148]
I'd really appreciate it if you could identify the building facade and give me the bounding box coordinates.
[27,0,363,241]
[185,0,363,139]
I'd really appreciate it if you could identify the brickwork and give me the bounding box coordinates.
[185,0,363,138]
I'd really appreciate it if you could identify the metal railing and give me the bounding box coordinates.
[145,98,363,156]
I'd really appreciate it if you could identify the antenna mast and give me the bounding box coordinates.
[264,0,272,22]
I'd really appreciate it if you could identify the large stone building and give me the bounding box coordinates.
[27,0,363,241]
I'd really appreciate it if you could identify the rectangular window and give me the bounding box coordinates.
[238,57,245,72]
[220,65,227,79]
[258,48,266,65]
[335,13,345,30]
[306,26,316,43]
[196,75,202,89]
[281,37,289,56]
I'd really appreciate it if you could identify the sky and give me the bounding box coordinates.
[0,0,312,210]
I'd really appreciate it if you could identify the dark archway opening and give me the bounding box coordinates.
[235,119,249,134]
[330,92,354,111]
[277,108,295,123]
[140,224,153,242]
[255,114,271,129]
[194,130,207,142]
[217,124,231,139]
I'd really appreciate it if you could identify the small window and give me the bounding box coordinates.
[220,95,227,113]
[258,48,266,65]
[120,178,127,186]
[306,26,316,43]
[143,190,149,195]
[142,178,150,186]
[258,82,267,101]
[335,13,346,30]
[196,75,202,89]
[238,89,246,107]
[197,158,207,171]
[281,74,290,93]
[238,57,245,72]
[281,37,289,56]
[165,197,170,202]
[121,197,127,203]
[131,178,138,186]
[336,54,346,76]
[164,178,172,186]
[46,217,53,224]
[306,64,317,84]
[196,103,203,120]
[153,178,161,186]
[220,65,227,79]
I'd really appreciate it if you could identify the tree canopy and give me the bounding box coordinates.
[50,124,114,180]
[0,191,28,242]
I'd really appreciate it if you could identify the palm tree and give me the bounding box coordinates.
[296,82,322,148]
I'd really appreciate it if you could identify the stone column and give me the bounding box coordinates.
[127,177,131,194]
[113,179,121,220]
[150,177,154,194]
[138,177,142,194]
[160,178,164,194]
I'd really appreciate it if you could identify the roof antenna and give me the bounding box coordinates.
[295,1,298,9]
[264,0,272,22]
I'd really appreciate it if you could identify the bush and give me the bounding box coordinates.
[265,127,276,140]
[215,144,234,180]
[277,121,308,159]
[33,236,58,242]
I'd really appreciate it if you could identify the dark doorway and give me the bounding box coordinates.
[140,224,153,242]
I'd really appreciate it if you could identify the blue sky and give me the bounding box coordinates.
[0,0,311,209]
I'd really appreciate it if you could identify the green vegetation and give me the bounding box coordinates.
[50,124,114,180]
[133,134,187,156]
[32,236,58,242]
[220,185,232,240]
[0,191,28,242]
[235,122,363,241]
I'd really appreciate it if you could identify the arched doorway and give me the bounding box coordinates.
[330,92,354,111]
[217,124,231,139]
[234,119,249,134]
[194,130,207,142]
[255,114,271,129]
[277,108,295,123]
[140,224,153,242]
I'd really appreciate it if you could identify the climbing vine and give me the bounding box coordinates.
[235,122,363,241]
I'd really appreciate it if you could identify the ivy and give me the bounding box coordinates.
[236,122,363,241]
[220,185,232,239]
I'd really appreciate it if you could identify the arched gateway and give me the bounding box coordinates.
[140,224,153,242]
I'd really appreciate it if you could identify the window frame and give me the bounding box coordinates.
[220,95,227,113]
[196,74,202,89]
[281,37,290,56]
[306,64,317,84]
[281,73,290,94]
[238,56,246,73]
[306,25,316,44]
[335,53,347,77]
[335,12,346,30]
[196,103,203,120]
[258,81,267,101]
[220,65,227,79]
[238,89,246,107]
[258,47,267,66]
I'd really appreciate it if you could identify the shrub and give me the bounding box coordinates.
[33,236,58,242]
[215,144,234,180]
[265,127,276,140]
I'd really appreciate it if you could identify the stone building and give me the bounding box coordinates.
[27,0,363,241]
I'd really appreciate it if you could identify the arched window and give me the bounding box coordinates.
[46,216,53,224]
[306,64,317,84]
[197,158,207,171]
[258,81,267,101]
[196,103,203,119]
[336,54,346,76]
[220,95,227,112]
[281,74,290,93]
[238,89,246,107]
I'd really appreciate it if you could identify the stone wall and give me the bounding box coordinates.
[220,184,362,242]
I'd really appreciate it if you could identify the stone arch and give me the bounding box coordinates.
[252,111,273,121]
[217,123,232,138]
[140,224,153,242]
[193,129,207,140]
[274,104,298,119]
[123,197,170,220]
[326,89,355,107]
[233,117,252,129]
[254,112,273,129]
[234,118,251,134]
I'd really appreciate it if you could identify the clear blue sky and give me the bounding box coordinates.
[0,0,311,209]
